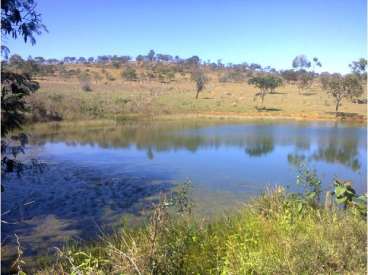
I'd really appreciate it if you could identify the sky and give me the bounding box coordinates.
[4,0,367,73]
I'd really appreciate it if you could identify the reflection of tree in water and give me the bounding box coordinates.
[312,138,361,171]
[294,136,310,150]
[245,137,274,157]
[287,153,306,167]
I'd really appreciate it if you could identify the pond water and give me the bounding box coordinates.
[2,119,367,269]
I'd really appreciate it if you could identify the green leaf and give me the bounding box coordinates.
[297,202,303,213]
[336,196,347,204]
[335,185,347,197]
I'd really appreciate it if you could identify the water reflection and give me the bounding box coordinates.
[30,121,365,173]
[312,138,361,171]
[2,120,366,267]
[245,137,274,157]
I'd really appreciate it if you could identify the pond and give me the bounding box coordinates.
[2,119,367,269]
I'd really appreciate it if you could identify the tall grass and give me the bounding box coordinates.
[37,186,367,274]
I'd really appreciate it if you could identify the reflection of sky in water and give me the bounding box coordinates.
[2,121,366,266]
[39,122,366,195]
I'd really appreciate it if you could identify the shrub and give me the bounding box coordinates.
[122,67,138,81]
[40,186,367,275]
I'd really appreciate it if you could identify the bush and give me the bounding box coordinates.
[40,186,367,274]
[122,67,138,81]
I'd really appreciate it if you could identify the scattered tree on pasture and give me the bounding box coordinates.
[349,58,367,79]
[292,55,311,70]
[268,76,283,94]
[147,49,155,62]
[322,74,363,114]
[280,69,299,83]
[248,75,282,108]
[312,57,322,71]
[296,72,314,94]
[191,70,208,99]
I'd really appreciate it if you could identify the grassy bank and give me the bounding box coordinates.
[34,187,366,275]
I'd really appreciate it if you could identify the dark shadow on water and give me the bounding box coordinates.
[1,166,174,272]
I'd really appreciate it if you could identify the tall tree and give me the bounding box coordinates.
[1,0,46,181]
[292,55,311,70]
[147,49,155,62]
[349,58,367,79]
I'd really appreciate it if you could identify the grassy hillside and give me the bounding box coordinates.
[26,63,367,123]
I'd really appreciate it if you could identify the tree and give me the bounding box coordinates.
[248,75,282,108]
[292,55,311,70]
[268,76,283,93]
[1,0,46,183]
[136,54,145,62]
[280,69,299,83]
[1,72,39,135]
[312,57,322,71]
[1,0,47,57]
[186,56,200,67]
[147,49,155,62]
[191,70,208,99]
[296,71,314,94]
[322,74,363,114]
[349,58,367,79]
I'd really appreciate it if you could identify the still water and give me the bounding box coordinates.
[2,119,367,265]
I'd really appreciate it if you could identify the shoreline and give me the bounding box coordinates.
[24,111,367,129]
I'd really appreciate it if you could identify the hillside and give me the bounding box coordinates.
[23,62,367,123]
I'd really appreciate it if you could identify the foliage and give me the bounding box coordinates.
[1,71,39,136]
[322,74,363,113]
[292,55,311,70]
[191,70,208,99]
[248,75,282,107]
[296,163,321,205]
[1,0,47,56]
[280,69,299,83]
[122,67,138,81]
[40,185,367,275]
[296,71,314,94]
[333,179,367,216]
[349,58,367,79]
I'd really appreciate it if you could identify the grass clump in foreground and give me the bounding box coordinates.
[37,183,367,275]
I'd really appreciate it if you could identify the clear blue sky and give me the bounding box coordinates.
[5,0,367,73]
